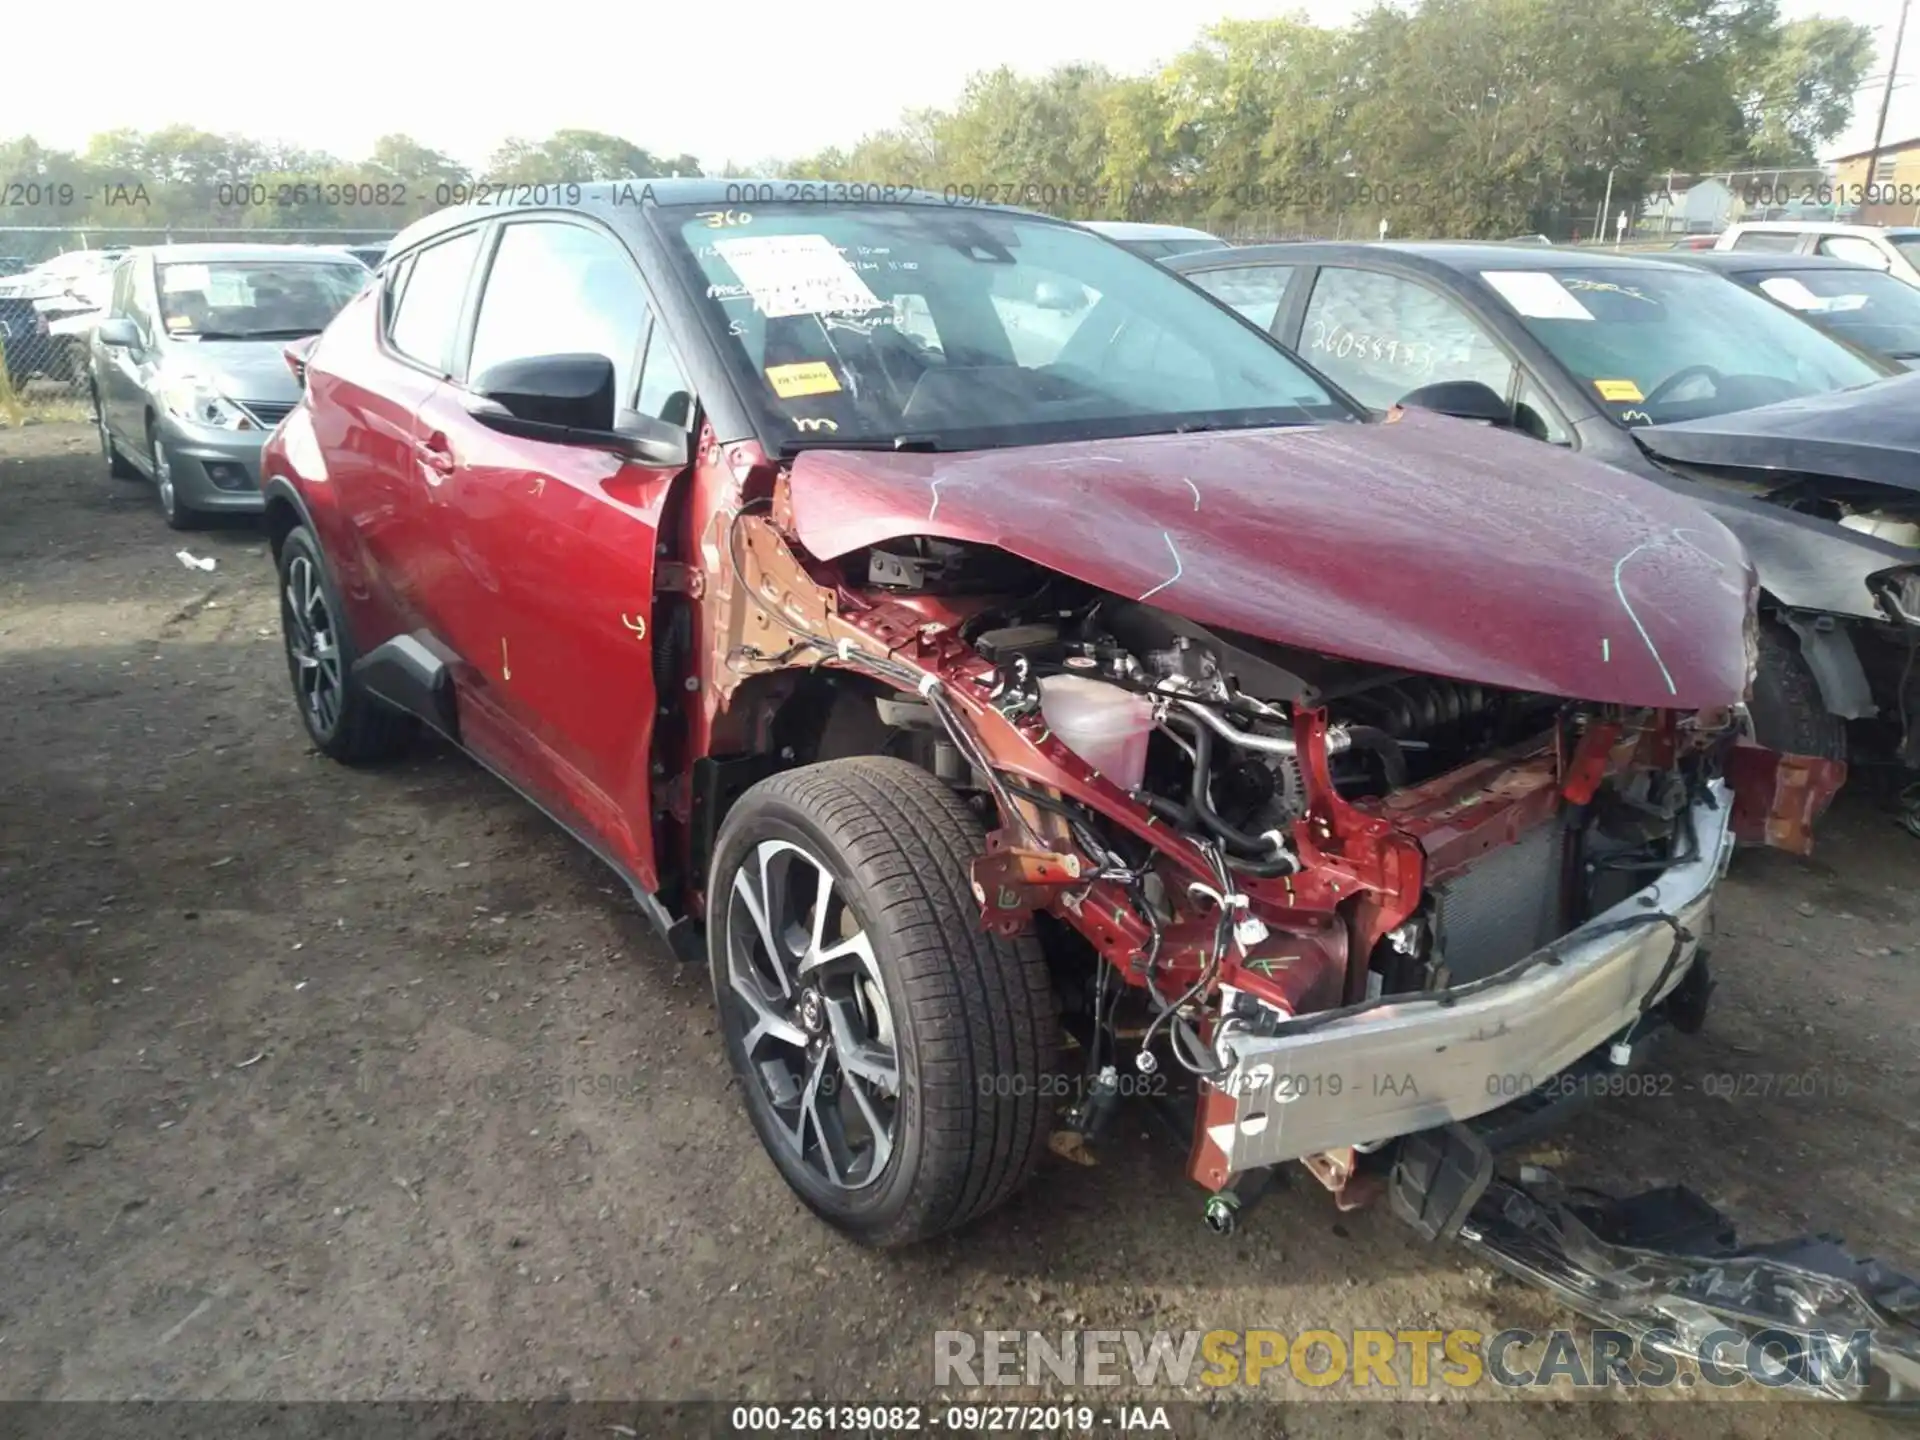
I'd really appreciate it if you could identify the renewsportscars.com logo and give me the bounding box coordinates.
[933,1326,1876,1393]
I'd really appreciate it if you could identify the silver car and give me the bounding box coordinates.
[91,244,369,529]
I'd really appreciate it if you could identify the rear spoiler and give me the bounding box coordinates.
[283,335,319,389]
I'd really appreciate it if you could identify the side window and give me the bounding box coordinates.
[1816,235,1893,271]
[380,254,414,334]
[1514,375,1571,445]
[108,260,134,319]
[1186,265,1293,330]
[388,230,481,372]
[635,322,694,429]
[469,221,648,401]
[1301,267,1515,410]
[129,262,160,337]
[1730,230,1800,253]
[987,265,1101,368]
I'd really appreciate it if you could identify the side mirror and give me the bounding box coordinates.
[1034,280,1087,313]
[470,352,615,432]
[466,352,690,467]
[1397,379,1514,425]
[96,316,139,348]
[610,408,690,468]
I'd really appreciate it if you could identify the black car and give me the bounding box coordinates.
[1661,250,1920,369]
[1167,242,1920,771]
[0,296,44,389]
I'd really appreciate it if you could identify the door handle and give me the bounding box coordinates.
[415,436,455,477]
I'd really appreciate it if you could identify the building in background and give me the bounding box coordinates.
[1832,136,1920,227]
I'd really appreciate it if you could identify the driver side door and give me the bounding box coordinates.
[423,217,693,887]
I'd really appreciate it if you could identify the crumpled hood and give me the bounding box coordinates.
[166,341,301,406]
[1634,372,1920,492]
[788,409,1756,710]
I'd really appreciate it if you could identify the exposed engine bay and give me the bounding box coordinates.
[681,455,1900,1399]
[711,512,1756,1191]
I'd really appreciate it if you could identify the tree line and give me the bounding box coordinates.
[0,0,1876,260]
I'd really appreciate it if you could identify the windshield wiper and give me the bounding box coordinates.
[225,327,325,340]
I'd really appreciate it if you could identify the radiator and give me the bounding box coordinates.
[1429,819,1572,986]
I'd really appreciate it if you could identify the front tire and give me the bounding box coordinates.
[1750,621,1847,762]
[708,757,1057,1247]
[96,388,136,479]
[276,525,416,763]
[148,425,200,531]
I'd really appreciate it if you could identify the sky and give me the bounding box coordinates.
[4,0,1914,171]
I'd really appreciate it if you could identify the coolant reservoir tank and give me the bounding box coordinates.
[1038,675,1155,792]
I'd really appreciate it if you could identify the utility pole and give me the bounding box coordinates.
[1870,0,1914,170]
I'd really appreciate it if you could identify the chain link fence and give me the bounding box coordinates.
[0,227,392,424]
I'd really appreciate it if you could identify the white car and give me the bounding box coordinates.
[1714,221,1920,287]
[0,249,125,301]
[1078,221,1231,262]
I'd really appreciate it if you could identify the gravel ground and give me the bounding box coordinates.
[1,419,1915,1437]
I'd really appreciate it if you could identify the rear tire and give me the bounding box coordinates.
[276,525,416,763]
[707,757,1057,1247]
[1749,621,1847,761]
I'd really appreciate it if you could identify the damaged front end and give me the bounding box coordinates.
[693,430,1900,1400]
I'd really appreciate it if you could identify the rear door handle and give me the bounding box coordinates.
[415,436,454,477]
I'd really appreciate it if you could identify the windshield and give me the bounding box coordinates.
[1478,265,1885,425]
[156,259,369,339]
[1744,266,1920,360]
[658,203,1348,452]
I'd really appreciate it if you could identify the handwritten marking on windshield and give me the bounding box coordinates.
[1138,531,1184,602]
[1612,542,1678,696]
[1181,477,1201,511]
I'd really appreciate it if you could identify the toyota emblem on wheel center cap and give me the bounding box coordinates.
[797,990,826,1034]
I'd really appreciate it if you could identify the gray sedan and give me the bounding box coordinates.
[91,245,369,529]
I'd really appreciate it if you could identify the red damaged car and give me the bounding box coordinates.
[261,184,1914,1388]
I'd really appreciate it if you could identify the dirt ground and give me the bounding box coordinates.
[1,419,1915,1436]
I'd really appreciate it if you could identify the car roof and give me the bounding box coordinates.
[385,177,1039,257]
[1664,251,1893,274]
[1727,220,1920,238]
[142,243,372,265]
[1079,220,1225,242]
[1165,240,1696,274]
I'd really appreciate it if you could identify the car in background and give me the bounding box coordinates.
[90,244,372,529]
[1079,220,1230,261]
[0,250,126,386]
[1166,241,1918,774]
[1714,221,1920,288]
[0,248,125,300]
[255,184,1845,1319]
[1665,251,1920,369]
[327,242,390,271]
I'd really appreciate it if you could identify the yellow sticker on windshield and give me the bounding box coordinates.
[766,361,842,399]
[1595,378,1645,402]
